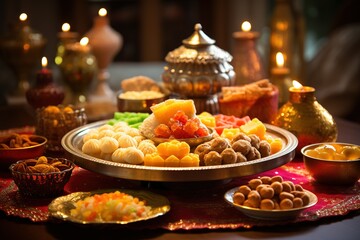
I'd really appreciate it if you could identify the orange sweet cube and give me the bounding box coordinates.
[164,155,180,167]
[270,138,283,154]
[180,153,200,167]
[221,128,241,141]
[265,135,283,154]
[198,112,216,128]
[144,153,164,167]
[240,118,266,140]
[156,140,190,159]
[150,99,196,124]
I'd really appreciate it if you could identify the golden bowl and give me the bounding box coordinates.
[301,142,360,185]
[0,134,47,168]
[117,91,168,113]
[9,157,75,198]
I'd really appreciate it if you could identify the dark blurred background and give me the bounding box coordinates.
[0,0,346,62]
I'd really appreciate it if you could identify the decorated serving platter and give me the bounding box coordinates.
[62,119,297,182]
[48,189,170,224]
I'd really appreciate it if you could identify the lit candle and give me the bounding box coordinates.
[41,56,48,69]
[66,37,91,53]
[19,13,27,21]
[81,5,122,114]
[232,21,259,39]
[26,56,65,108]
[271,52,290,75]
[62,23,70,32]
[99,8,107,17]
[94,7,109,26]
[231,20,265,85]
[270,52,292,107]
[18,13,30,32]
[80,37,89,49]
[289,80,315,93]
[55,23,79,65]
[57,22,79,40]
[37,56,52,84]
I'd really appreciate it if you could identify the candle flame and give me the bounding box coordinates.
[241,21,251,32]
[80,37,89,46]
[276,52,284,68]
[41,57,48,68]
[62,23,70,32]
[292,80,303,88]
[98,8,107,17]
[19,13,27,21]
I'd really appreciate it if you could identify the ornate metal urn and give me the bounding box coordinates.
[162,23,235,114]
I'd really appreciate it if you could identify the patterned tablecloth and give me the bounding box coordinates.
[0,160,359,230]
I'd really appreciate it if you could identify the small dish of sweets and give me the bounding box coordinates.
[0,133,47,168]
[48,189,170,224]
[117,75,169,113]
[9,156,75,198]
[302,142,360,185]
[224,175,317,220]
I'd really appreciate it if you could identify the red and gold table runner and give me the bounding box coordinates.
[0,160,359,230]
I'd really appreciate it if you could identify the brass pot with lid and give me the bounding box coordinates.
[162,23,235,114]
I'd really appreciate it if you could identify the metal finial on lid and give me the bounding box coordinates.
[182,23,215,47]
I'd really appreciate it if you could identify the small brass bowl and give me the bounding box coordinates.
[117,91,168,113]
[301,142,360,185]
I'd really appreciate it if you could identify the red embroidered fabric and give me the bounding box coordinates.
[0,161,359,230]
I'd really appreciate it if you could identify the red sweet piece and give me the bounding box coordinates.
[214,114,251,134]
[171,121,191,139]
[154,124,172,138]
[183,119,199,136]
[194,126,208,137]
[172,110,188,125]
[154,110,209,139]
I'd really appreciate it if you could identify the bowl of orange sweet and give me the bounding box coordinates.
[301,142,360,185]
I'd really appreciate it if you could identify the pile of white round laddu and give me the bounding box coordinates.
[81,122,157,165]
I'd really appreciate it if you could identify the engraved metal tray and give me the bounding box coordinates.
[62,120,297,182]
[48,189,170,224]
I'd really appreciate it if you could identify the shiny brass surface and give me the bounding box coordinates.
[48,189,170,224]
[272,88,337,152]
[301,142,360,185]
[59,43,97,105]
[61,120,297,182]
